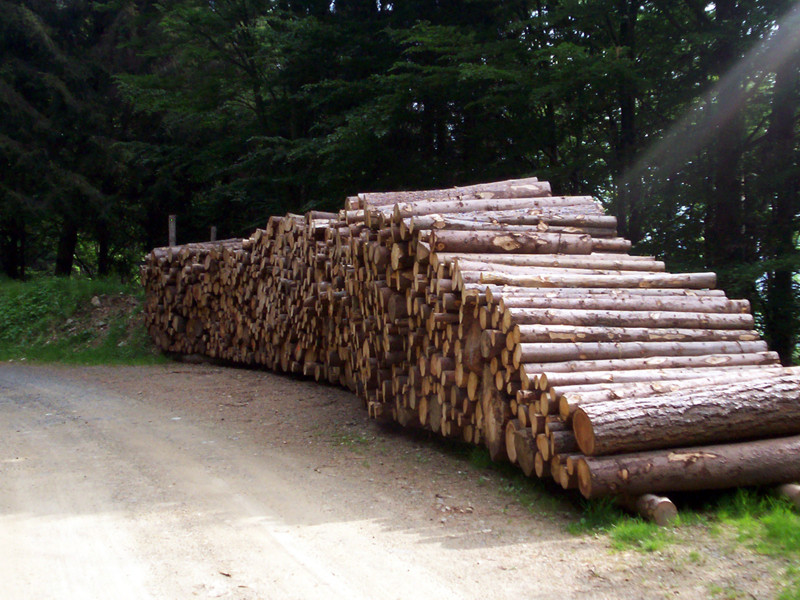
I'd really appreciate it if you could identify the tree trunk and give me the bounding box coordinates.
[1,213,26,279]
[55,219,78,277]
[612,0,641,245]
[761,46,800,365]
[97,220,111,277]
[704,0,751,296]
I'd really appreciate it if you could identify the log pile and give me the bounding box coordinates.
[141,176,800,508]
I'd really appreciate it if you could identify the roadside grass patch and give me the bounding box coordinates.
[571,488,800,597]
[568,497,669,551]
[0,276,164,365]
[609,518,670,552]
[712,489,800,599]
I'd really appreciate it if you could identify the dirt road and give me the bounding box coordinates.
[0,363,779,599]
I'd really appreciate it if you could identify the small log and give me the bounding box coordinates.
[773,483,800,509]
[617,494,678,526]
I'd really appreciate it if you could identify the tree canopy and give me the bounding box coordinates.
[1,0,799,361]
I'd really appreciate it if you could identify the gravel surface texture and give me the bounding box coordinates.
[0,362,783,599]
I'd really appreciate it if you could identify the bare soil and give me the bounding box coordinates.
[0,362,785,599]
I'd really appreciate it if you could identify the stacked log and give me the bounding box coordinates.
[141,176,800,509]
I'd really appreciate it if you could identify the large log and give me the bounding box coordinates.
[498,294,749,314]
[511,324,760,346]
[431,252,662,272]
[469,271,717,291]
[347,177,548,209]
[484,286,726,302]
[503,307,754,332]
[407,211,618,232]
[393,196,598,220]
[572,374,800,456]
[512,340,768,368]
[556,366,793,419]
[529,356,780,389]
[408,218,615,238]
[431,230,594,254]
[577,435,800,498]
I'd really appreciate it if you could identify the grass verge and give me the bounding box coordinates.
[571,487,800,598]
[0,276,165,365]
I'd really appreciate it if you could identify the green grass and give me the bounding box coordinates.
[0,276,165,365]
[567,496,669,551]
[609,518,671,552]
[569,488,800,597]
[712,489,800,599]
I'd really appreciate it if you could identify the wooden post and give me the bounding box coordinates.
[210,226,217,242]
[169,215,176,247]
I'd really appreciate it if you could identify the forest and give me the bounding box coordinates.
[1,0,799,362]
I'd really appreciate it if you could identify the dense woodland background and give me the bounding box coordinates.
[1,0,799,361]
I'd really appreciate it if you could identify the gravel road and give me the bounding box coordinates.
[0,363,780,599]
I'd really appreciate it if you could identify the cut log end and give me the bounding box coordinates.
[571,408,595,455]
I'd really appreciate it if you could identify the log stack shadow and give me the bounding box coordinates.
[141,176,800,514]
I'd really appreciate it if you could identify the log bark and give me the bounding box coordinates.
[431,230,594,255]
[465,270,717,290]
[498,294,749,314]
[409,211,617,231]
[486,286,726,302]
[556,367,793,419]
[513,340,767,368]
[572,374,800,456]
[348,177,548,209]
[393,195,597,220]
[577,435,800,498]
[511,324,759,347]
[504,307,754,333]
[523,352,780,389]
[433,252,661,273]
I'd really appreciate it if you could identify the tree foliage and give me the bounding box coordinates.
[1,0,799,361]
